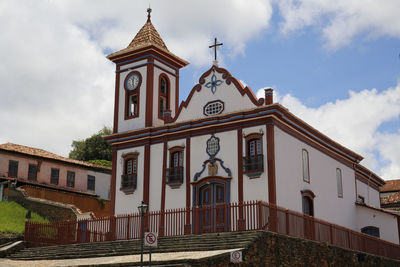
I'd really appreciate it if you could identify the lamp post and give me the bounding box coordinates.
[138,201,148,267]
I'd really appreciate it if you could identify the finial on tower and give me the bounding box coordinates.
[147,6,152,22]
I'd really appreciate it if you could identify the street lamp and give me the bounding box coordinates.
[138,201,148,267]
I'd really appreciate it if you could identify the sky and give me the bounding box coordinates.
[0,0,399,180]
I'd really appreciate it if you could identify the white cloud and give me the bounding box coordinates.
[256,83,400,179]
[276,0,400,49]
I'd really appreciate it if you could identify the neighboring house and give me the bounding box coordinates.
[0,142,111,200]
[380,179,400,213]
[103,11,399,244]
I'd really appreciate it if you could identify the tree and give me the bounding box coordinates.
[69,127,112,165]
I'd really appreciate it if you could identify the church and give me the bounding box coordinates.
[104,9,399,245]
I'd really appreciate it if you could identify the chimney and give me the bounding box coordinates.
[264,88,273,105]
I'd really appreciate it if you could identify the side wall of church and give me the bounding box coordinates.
[274,126,358,230]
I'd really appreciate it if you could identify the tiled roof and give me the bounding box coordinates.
[380,179,400,192]
[127,19,169,52]
[0,143,111,171]
[381,192,400,205]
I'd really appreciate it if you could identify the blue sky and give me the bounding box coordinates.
[0,0,399,180]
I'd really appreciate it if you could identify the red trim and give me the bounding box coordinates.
[301,189,316,199]
[110,148,117,215]
[267,121,276,205]
[143,144,151,206]
[145,57,154,127]
[185,137,191,234]
[158,73,170,120]
[124,71,142,120]
[397,217,400,244]
[175,70,179,115]
[107,45,188,69]
[237,129,244,203]
[113,66,120,133]
[172,65,264,122]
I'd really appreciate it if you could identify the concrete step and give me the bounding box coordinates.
[8,231,260,260]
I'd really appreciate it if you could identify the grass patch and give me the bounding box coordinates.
[0,201,48,234]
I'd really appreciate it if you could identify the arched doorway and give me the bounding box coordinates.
[192,176,231,233]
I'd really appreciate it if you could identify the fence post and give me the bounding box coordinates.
[269,204,278,232]
[109,215,116,241]
[257,201,262,230]
[329,224,333,245]
[285,209,290,235]
[347,230,351,249]
[127,214,130,240]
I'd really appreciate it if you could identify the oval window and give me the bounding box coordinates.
[203,100,224,116]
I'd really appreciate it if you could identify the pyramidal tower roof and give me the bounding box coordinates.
[126,15,169,52]
[107,9,188,68]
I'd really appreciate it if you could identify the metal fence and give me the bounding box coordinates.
[24,201,400,260]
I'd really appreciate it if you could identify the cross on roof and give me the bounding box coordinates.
[147,7,152,22]
[209,38,223,61]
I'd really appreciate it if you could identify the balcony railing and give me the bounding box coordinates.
[120,174,137,189]
[243,155,264,173]
[166,166,184,185]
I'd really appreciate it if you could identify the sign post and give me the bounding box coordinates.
[144,232,158,267]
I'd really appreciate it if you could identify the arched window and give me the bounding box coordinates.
[361,226,380,238]
[121,153,138,192]
[302,149,310,183]
[243,133,264,174]
[166,146,184,187]
[159,74,170,119]
[336,168,343,198]
[301,190,315,216]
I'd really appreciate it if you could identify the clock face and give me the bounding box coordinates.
[126,73,140,91]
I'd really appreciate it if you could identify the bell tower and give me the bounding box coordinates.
[107,8,188,133]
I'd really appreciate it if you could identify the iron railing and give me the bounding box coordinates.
[243,155,264,173]
[165,167,184,184]
[120,174,137,189]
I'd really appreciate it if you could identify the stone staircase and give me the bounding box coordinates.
[7,231,260,261]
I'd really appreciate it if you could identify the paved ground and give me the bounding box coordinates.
[0,248,240,266]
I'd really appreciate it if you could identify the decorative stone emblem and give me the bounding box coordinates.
[208,162,218,176]
[205,73,223,94]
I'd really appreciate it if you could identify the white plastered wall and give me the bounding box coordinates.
[242,125,269,203]
[164,139,186,210]
[355,205,399,244]
[117,60,147,133]
[274,126,357,230]
[356,179,381,208]
[87,170,111,200]
[149,143,163,211]
[114,146,144,215]
[176,71,258,122]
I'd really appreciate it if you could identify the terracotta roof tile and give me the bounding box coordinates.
[380,179,400,192]
[381,192,400,205]
[0,143,111,171]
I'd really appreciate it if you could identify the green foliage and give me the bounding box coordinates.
[0,201,48,234]
[69,126,112,162]
[88,159,112,167]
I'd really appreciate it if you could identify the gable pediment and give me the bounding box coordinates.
[173,66,264,123]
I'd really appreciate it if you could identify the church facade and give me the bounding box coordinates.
[104,11,399,244]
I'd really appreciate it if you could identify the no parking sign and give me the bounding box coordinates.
[230,250,243,263]
[144,232,158,247]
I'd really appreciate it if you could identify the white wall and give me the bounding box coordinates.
[176,71,259,123]
[274,126,357,229]
[87,170,111,200]
[355,205,399,244]
[356,179,381,208]
[148,143,163,211]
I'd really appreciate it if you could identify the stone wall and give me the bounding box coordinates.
[190,231,400,267]
[7,186,77,222]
